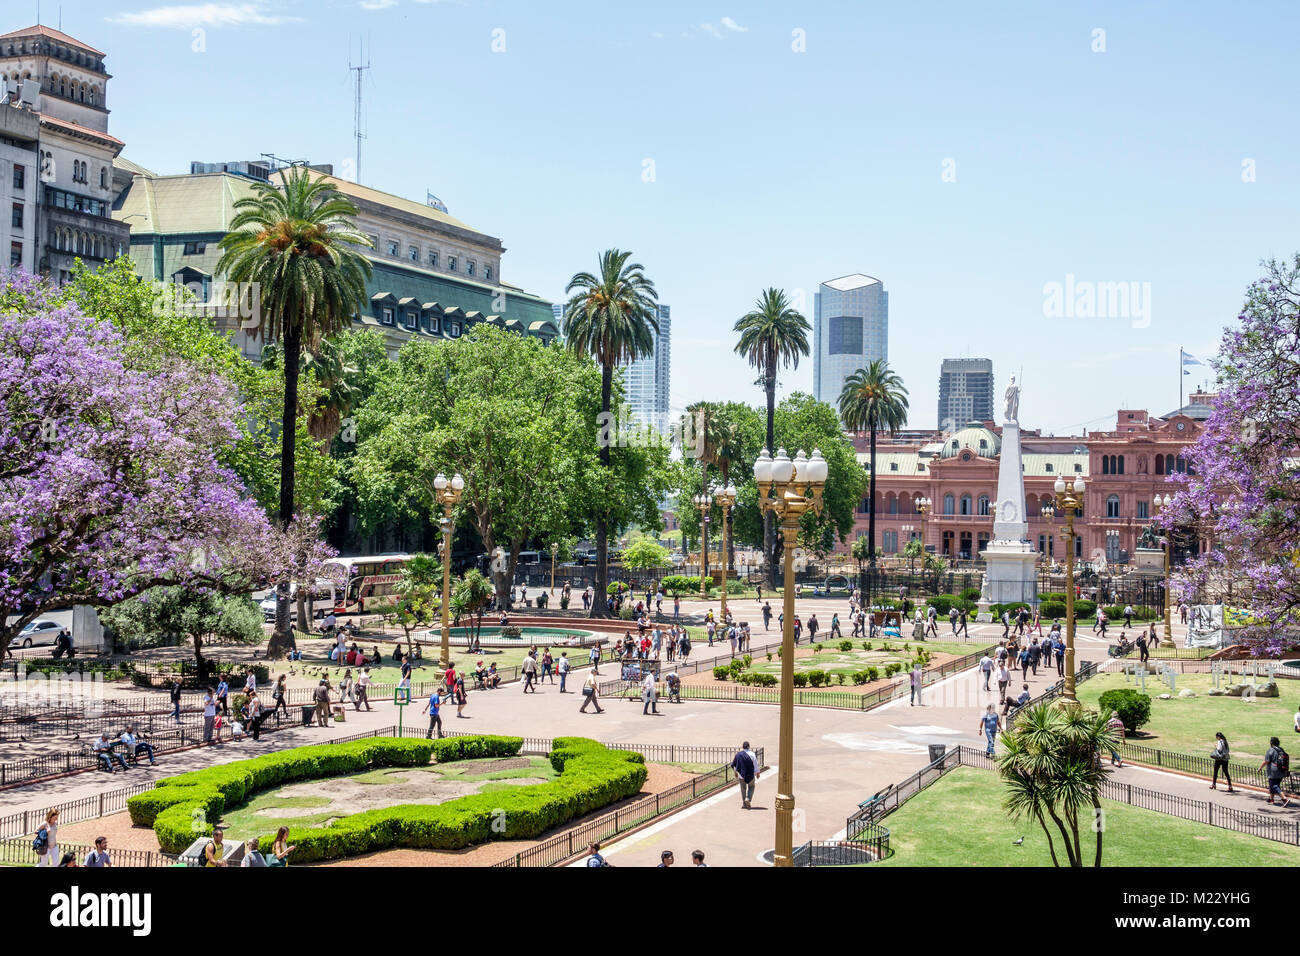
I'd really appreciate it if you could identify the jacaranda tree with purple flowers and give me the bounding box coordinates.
[1169,255,1300,654]
[0,270,289,660]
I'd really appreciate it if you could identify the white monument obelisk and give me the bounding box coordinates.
[978,375,1039,612]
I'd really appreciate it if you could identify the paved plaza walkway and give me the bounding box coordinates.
[4,609,1243,868]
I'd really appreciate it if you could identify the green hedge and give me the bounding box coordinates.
[1039,601,1067,620]
[267,736,645,862]
[1073,600,1097,618]
[128,737,434,853]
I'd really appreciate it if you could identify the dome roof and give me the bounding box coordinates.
[940,423,1000,459]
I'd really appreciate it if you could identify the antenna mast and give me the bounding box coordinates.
[349,40,370,183]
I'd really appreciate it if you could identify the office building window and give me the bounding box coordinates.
[9,241,21,267]
[387,240,399,257]
[11,203,22,229]
[466,260,475,276]
[827,315,863,355]
[12,164,23,190]
[428,250,438,267]
[447,255,457,272]
[409,245,419,261]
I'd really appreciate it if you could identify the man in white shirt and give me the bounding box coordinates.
[93,732,128,772]
[120,725,157,766]
[558,652,571,693]
[979,654,994,691]
[642,669,659,715]
[355,667,373,712]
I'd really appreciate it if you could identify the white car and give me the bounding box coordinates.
[9,619,68,649]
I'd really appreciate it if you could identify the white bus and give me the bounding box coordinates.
[324,554,412,614]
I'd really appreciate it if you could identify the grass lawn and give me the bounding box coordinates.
[1076,671,1296,762]
[877,767,1300,867]
[743,641,973,679]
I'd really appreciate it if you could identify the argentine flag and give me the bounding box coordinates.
[1180,349,1202,375]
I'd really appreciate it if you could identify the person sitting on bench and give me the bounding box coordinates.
[1002,684,1031,717]
[119,725,156,766]
[93,732,129,772]
[487,663,500,688]
[472,661,488,690]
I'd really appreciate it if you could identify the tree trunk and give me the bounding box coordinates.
[295,588,308,633]
[763,345,777,590]
[1091,794,1104,867]
[267,314,302,662]
[590,362,613,618]
[700,459,710,585]
[867,420,878,607]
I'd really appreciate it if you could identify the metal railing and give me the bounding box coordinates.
[0,836,179,868]
[1117,741,1299,794]
[1004,660,1101,727]
[791,827,890,867]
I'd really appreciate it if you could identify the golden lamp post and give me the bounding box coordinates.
[550,541,559,595]
[1041,502,1056,596]
[693,489,713,597]
[754,447,828,867]
[1050,476,1086,702]
[1153,493,1175,647]
[715,484,737,622]
[434,472,465,667]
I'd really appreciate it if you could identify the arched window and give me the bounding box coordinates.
[100,166,107,189]
[978,495,990,516]
[1155,455,1164,476]
[960,494,972,516]
[59,76,65,96]
[887,495,898,515]
[943,493,955,515]
[1106,494,1120,518]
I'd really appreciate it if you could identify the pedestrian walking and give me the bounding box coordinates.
[202,687,217,744]
[272,674,289,718]
[642,669,660,715]
[1260,736,1291,806]
[579,671,604,713]
[926,605,939,639]
[996,663,1011,702]
[355,666,373,711]
[522,651,538,693]
[979,653,993,691]
[557,652,571,693]
[82,837,111,868]
[1136,632,1149,663]
[958,608,969,637]
[808,614,819,643]
[216,678,230,717]
[1210,732,1234,793]
[169,679,182,724]
[33,810,59,867]
[454,673,468,718]
[762,602,772,631]
[978,706,1001,757]
[1123,604,1133,628]
[422,690,443,738]
[909,662,923,706]
[542,648,555,684]
[1105,712,1125,765]
[732,741,759,809]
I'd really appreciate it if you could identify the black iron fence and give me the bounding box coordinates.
[1004,661,1102,727]
[791,827,891,867]
[0,836,179,868]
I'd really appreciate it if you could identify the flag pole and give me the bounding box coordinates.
[1179,347,1183,411]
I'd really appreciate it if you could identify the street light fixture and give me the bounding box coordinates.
[433,472,465,667]
[1153,493,1174,648]
[754,446,827,867]
[693,489,713,597]
[715,484,738,623]
[550,541,559,595]
[1052,476,1085,702]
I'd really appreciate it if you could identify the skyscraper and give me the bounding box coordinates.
[813,274,888,404]
[937,358,995,431]
[620,304,671,431]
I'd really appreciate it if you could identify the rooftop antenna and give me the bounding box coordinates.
[349,39,370,183]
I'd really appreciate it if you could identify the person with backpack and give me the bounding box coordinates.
[82,837,111,868]
[1260,737,1291,806]
[421,689,443,738]
[169,679,182,724]
[33,809,59,867]
[949,606,959,635]
[732,741,759,809]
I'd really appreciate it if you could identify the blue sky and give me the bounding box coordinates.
[30,0,1300,434]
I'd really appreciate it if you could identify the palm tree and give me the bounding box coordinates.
[733,289,810,588]
[260,337,361,445]
[838,360,909,602]
[998,702,1119,867]
[217,166,372,656]
[563,249,659,618]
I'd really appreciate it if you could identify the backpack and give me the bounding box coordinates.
[32,827,48,854]
[1274,749,1290,776]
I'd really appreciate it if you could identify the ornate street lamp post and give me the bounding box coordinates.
[1153,493,1174,647]
[693,489,713,597]
[715,484,737,623]
[550,541,559,595]
[754,447,827,867]
[434,472,465,667]
[1041,503,1056,594]
[1051,476,1085,702]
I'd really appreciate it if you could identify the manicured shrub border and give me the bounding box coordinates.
[127,734,647,860]
[127,737,437,854]
[259,735,646,862]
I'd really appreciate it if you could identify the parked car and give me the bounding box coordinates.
[9,619,68,649]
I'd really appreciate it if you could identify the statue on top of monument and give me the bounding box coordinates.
[1004,374,1020,424]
